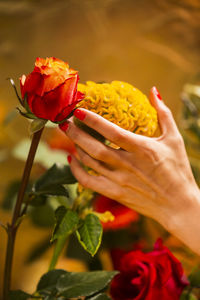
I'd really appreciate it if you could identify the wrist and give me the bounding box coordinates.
[166,183,200,254]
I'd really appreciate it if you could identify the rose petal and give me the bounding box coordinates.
[23,71,67,97]
[110,241,188,300]
[94,196,139,230]
[55,100,79,122]
[30,76,80,121]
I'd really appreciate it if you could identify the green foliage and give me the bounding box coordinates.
[30,204,55,228]
[76,214,103,256]
[26,269,117,299]
[180,84,200,185]
[189,267,200,288]
[9,290,31,300]
[28,194,47,207]
[27,164,78,228]
[181,85,200,143]
[35,163,76,186]
[34,184,69,197]
[86,294,111,299]
[57,270,118,298]
[66,233,93,261]
[37,269,67,293]
[29,119,47,135]
[180,292,197,300]
[33,163,76,197]
[51,206,79,242]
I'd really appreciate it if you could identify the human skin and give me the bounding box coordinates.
[62,87,200,255]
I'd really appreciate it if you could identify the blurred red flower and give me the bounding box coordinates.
[110,238,188,300]
[20,57,84,122]
[47,128,76,155]
[94,195,139,230]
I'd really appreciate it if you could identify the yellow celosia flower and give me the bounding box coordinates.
[77,81,158,136]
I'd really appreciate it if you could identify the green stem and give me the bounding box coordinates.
[49,235,69,271]
[3,128,43,300]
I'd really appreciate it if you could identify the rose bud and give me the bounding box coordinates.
[20,57,84,123]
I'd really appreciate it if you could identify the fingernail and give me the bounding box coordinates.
[59,121,69,132]
[153,86,162,100]
[67,155,72,164]
[73,109,86,121]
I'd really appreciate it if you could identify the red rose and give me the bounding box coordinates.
[110,238,188,300]
[20,57,84,122]
[94,195,139,230]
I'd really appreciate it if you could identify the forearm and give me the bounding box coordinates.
[166,184,200,255]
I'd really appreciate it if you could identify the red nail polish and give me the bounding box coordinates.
[154,87,162,100]
[73,109,86,121]
[67,155,72,164]
[59,122,69,132]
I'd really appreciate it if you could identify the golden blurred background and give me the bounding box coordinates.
[0,0,200,298]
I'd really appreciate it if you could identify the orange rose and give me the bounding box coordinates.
[20,57,84,122]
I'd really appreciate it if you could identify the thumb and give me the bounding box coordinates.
[149,86,178,136]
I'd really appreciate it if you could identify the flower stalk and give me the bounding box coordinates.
[49,235,69,271]
[3,128,44,300]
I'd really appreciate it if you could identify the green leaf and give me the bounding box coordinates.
[29,195,47,207]
[66,234,93,264]
[31,163,77,199]
[180,292,197,300]
[43,296,57,300]
[57,271,118,298]
[51,206,79,242]
[16,107,37,120]
[87,293,111,299]
[189,267,200,287]
[9,290,31,300]
[8,77,23,106]
[34,163,76,192]
[30,204,55,228]
[76,214,103,256]
[23,94,35,114]
[29,118,47,135]
[33,185,69,197]
[48,195,73,209]
[45,121,57,128]
[37,269,67,293]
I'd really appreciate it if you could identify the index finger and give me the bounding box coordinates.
[73,108,152,152]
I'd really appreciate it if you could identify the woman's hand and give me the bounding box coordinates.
[62,87,200,254]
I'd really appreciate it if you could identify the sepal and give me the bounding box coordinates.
[7,77,24,106]
[29,118,47,135]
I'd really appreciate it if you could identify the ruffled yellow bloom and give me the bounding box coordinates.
[78,81,158,136]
